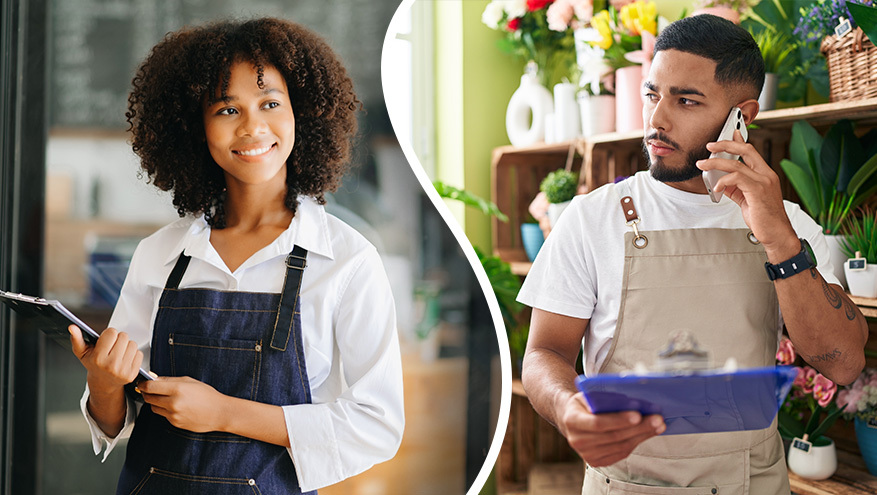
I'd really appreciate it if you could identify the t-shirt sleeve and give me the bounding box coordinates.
[517,195,597,319]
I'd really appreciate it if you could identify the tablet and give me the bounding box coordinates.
[0,290,154,398]
[575,365,797,436]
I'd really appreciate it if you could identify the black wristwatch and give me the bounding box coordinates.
[764,238,817,281]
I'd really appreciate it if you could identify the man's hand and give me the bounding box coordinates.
[560,393,665,467]
[69,324,143,395]
[696,130,798,257]
[139,376,228,433]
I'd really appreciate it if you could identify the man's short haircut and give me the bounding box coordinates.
[654,14,765,100]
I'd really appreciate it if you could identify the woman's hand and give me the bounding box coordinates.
[139,377,227,433]
[68,324,142,437]
[68,324,143,395]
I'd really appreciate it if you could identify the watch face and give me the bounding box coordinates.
[802,239,817,267]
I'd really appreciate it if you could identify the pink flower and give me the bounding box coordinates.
[610,0,635,8]
[547,0,593,31]
[794,366,818,393]
[527,0,553,11]
[506,17,522,31]
[838,388,864,413]
[775,337,796,365]
[547,0,574,30]
[812,373,837,408]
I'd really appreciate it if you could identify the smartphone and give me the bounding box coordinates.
[702,107,747,203]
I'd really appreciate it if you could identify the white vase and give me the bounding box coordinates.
[787,437,837,480]
[506,65,554,147]
[823,234,848,289]
[547,200,571,227]
[845,264,877,298]
[759,73,778,111]
[553,83,581,142]
[578,93,615,137]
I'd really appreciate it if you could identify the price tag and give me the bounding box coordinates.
[792,437,813,454]
[835,17,852,38]
[867,417,877,429]
[848,256,867,272]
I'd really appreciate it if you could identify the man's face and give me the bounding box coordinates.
[641,49,734,188]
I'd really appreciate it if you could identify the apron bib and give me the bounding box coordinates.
[583,185,789,495]
[117,246,315,495]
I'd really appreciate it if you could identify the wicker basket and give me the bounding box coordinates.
[820,27,877,102]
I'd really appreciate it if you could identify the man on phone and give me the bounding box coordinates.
[518,14,868,493]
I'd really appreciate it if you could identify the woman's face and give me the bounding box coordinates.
[202,61,295,190]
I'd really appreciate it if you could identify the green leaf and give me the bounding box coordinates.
[781,159,822,219]
[819,120,851,193]
[789,120,822,177]
[862,129,877,158]
[848,1,877,46]
[778,409,806,439]
[433,181,509,222]
[809,405,846,441]
[847,152,877,198]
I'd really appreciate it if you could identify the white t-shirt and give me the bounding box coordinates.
[80,196,404,492]
[517,171,838,377]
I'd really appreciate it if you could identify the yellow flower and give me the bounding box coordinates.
[620,0,657,36]
[590,10,613,49]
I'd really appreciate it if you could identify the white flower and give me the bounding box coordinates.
[502,0,528,20]
[482,1,506,29]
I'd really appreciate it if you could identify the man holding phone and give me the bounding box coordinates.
[518,14,868,493]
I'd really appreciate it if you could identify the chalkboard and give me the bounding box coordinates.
[49,0,399,129]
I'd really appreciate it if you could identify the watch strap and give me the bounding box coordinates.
[764,239,814,281]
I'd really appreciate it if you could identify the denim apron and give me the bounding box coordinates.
[117,246,315,495]
[582,182,788,494]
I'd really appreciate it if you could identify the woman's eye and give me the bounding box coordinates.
[217,107,238,115]
[263,101,280,110]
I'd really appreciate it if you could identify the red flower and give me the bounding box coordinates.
[506,17,522,31]
[527,0,553,11]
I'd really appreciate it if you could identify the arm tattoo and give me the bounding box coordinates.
[812,269,857,320]
[806,348,842,362]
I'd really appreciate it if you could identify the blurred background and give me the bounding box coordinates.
[0,0,503,493]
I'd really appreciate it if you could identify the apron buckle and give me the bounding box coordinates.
[626,219,649,249]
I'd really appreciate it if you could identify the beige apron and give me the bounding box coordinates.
[582,186,790,495]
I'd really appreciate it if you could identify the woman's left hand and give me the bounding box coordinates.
[139,376,227,433]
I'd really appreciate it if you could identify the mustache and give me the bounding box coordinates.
[644,132,681,150]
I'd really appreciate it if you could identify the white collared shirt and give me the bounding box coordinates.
[79,196,404,491]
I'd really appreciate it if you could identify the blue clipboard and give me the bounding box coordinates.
[575,366,797,436]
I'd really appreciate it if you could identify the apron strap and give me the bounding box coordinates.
[271,245,308,351]
[616,180,648,249]
[165,252,192,289]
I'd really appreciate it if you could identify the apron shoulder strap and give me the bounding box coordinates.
[615,179,648,249]
[271,245,308,351]
[165,252,192,289]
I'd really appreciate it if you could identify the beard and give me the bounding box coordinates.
[643,121,724,183]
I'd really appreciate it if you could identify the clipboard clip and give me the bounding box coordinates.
[653,330,713,374]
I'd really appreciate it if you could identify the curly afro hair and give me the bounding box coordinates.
[126,17,359,228]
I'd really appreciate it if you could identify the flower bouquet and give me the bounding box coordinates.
[776,338,844,447]
[482,0,587,87]
[837,368,877,474]
[587,0,658,71]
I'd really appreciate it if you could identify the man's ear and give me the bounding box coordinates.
[737,99,760,126]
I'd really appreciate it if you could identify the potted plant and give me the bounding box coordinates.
[837,367,877,476]
[540,169,578,226]
[840,208,877,298]
[750,27,797,111]
[776,337,844,480]
[780,119,877,286]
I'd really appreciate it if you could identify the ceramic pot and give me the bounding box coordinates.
[521,223,545,262]
[691,6,740,24]
[823,234,848,289]
[855,417,877,476]
[614,66,643,133]
[787,437,837,480]
[547,200,571,227]
[845,264,877,298]
[759,73,778,111]
[506,67,554,147]
[578,93,615,137]
[553,83,580,142]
